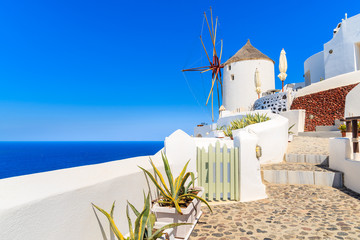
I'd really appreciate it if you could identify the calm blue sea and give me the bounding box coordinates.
[0,141,163,179]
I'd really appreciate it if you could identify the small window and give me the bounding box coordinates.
[228,65,231,71]
[231,74,235,81]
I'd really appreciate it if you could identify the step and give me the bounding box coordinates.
[286,153,328,165]
[298,131,341,138]
[315,125,339,132]
[261,163,343,188]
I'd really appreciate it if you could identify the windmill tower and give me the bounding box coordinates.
[223,40,275,112]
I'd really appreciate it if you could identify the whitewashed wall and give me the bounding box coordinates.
[233,129,267,202]
[0,153,164,240]
[329,138,360,193]
[304,51,325,85]
[223,59,275,112]
[280,109,306,135]
[345,83,360,117]
[324,14,360,79]
[193,137,234,150]
[216,110,271,128]
[245,114,288,164]
[295,70,360,98]
[217,111,288,164]
[0,130,199,240]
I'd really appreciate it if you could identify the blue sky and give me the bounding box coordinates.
[0,0,359,141]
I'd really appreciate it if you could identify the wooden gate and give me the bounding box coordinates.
[196,141,240,201]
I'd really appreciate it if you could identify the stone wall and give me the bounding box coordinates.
[253,91,296,114]
[290,83,358,131]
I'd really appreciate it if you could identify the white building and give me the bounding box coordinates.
[223,40,275,112]
[304,13,360,86]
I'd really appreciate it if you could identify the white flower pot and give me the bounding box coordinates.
[151,187,204,239]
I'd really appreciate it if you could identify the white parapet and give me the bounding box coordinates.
[280,109,306,135]
[329,137,360,193]
[233,129,267,202]
[0,153,164,240]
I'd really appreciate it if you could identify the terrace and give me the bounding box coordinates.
[190,136,360,239]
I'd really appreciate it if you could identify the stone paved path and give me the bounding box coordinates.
[287,136,329,155]
[261,163,336,173]
[190,184,360,240]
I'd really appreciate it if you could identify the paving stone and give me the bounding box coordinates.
[189,184,360,240]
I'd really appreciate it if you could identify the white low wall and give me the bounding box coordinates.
[244,114,288,164]
[280,109,306,135]
[0,153,165,240]
[0,130,198,240]
[329,138,360,193]
[193,137,234,150]
[233,130,267,202]
[217,110,271,128]
[296,71,360,98]
[345,83,360,118]
[216,110,288,164]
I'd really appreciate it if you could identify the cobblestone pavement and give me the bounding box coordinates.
[287,137,329,155]
[261,163,338,173]
[190,184,360,240]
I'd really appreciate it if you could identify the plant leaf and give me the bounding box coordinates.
[139,166,172,200]
[174,160,190,195]
[127,201,140,217]
[134,199,150,240]
[126,205,134,239]
[148,157,172,196]
[161,152,175,197]
[176,172,191,198]
[179,194,213,213]
[92,203,125,240]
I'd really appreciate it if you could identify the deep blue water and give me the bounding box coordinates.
[0,141,163,179]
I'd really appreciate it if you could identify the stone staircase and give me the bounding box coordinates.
[261,136,343,188]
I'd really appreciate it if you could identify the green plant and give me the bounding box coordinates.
[92,193,186,240]
[222,113,270,138]
[338,124,346,132]
[215,125,225,131]
[139,152,212,215]
[223,125,233,138]
[288,124,295,135]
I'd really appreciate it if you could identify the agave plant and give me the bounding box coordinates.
[223,113,270,138]
[139,152,212,215]
[92,193,186,240]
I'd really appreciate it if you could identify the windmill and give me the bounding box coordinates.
[182,7,223,122]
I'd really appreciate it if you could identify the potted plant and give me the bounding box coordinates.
[139,153,212,238]
[338,124,346,137]
[92,193,187,240]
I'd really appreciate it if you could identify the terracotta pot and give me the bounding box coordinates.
[197,124,204,127]
[342,131,346,137]
[152,187,204,239]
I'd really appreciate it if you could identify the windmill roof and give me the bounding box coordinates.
[224,39,274,65]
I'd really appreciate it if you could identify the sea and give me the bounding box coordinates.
[0,141,164,180]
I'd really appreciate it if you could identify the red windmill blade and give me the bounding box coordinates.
[182,7,224,122]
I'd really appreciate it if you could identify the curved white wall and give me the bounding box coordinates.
[324,14,360,79]
[345,83,360,117]
[223,60,275,112]
[216,110,288,164]
[304,51,325,85]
